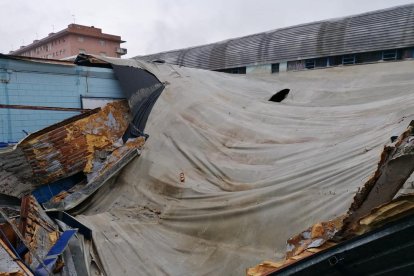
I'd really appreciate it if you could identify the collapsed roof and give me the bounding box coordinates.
[1,55,414,275]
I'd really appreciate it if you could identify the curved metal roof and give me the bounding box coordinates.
[136,4,414,70]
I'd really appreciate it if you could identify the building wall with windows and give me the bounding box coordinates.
[137,4,414,75]
[10,24,127,59]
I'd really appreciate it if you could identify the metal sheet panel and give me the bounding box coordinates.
[137,4,414,70]
[18,101,130,185]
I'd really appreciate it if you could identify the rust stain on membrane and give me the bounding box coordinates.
[18,101,131,185]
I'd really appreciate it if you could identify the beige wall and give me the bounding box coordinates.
[67,34,121,57]
[15,25,123,59]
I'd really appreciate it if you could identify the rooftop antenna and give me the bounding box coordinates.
[72,14,76,24]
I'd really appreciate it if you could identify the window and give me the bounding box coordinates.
[287,60,305,71]
[78,36,84,42]
[315,58,327,68]
[355,51,382,64]
[342,55,355,65]
[305,58,328,69]
[305,59,315,69]
[271,63,280,73]
[99,40,106,46]
[216,67,246,74]
[382,49,397,61]
[81,96,125,109]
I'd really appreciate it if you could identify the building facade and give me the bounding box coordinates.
[0,55,124,143]
[10,24,127,59]
[137,4,414,74]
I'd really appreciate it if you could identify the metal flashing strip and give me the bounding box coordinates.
[0,104,91,113]
[0,54,75,66]
[46,211,92,240]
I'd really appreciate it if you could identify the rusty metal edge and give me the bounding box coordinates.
[18,196,31,237]
[0,238,34,276]
[18,108,101,145]
[266,212,414,275]
[43,148,140,212]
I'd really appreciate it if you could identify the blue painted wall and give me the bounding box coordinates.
[0,57,124,143]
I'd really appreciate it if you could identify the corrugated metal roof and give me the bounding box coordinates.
[18,101,130,185]
[136,4,414,70]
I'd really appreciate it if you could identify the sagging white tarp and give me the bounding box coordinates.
[77,59,414,275]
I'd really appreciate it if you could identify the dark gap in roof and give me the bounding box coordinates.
[269,89,290,102]
[152,59,166,63]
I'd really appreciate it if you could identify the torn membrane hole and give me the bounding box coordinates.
[269,89,290,102]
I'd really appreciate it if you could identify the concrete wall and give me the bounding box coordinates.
[0,57,124,143]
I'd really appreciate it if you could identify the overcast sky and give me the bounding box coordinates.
[1,0,413,58]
